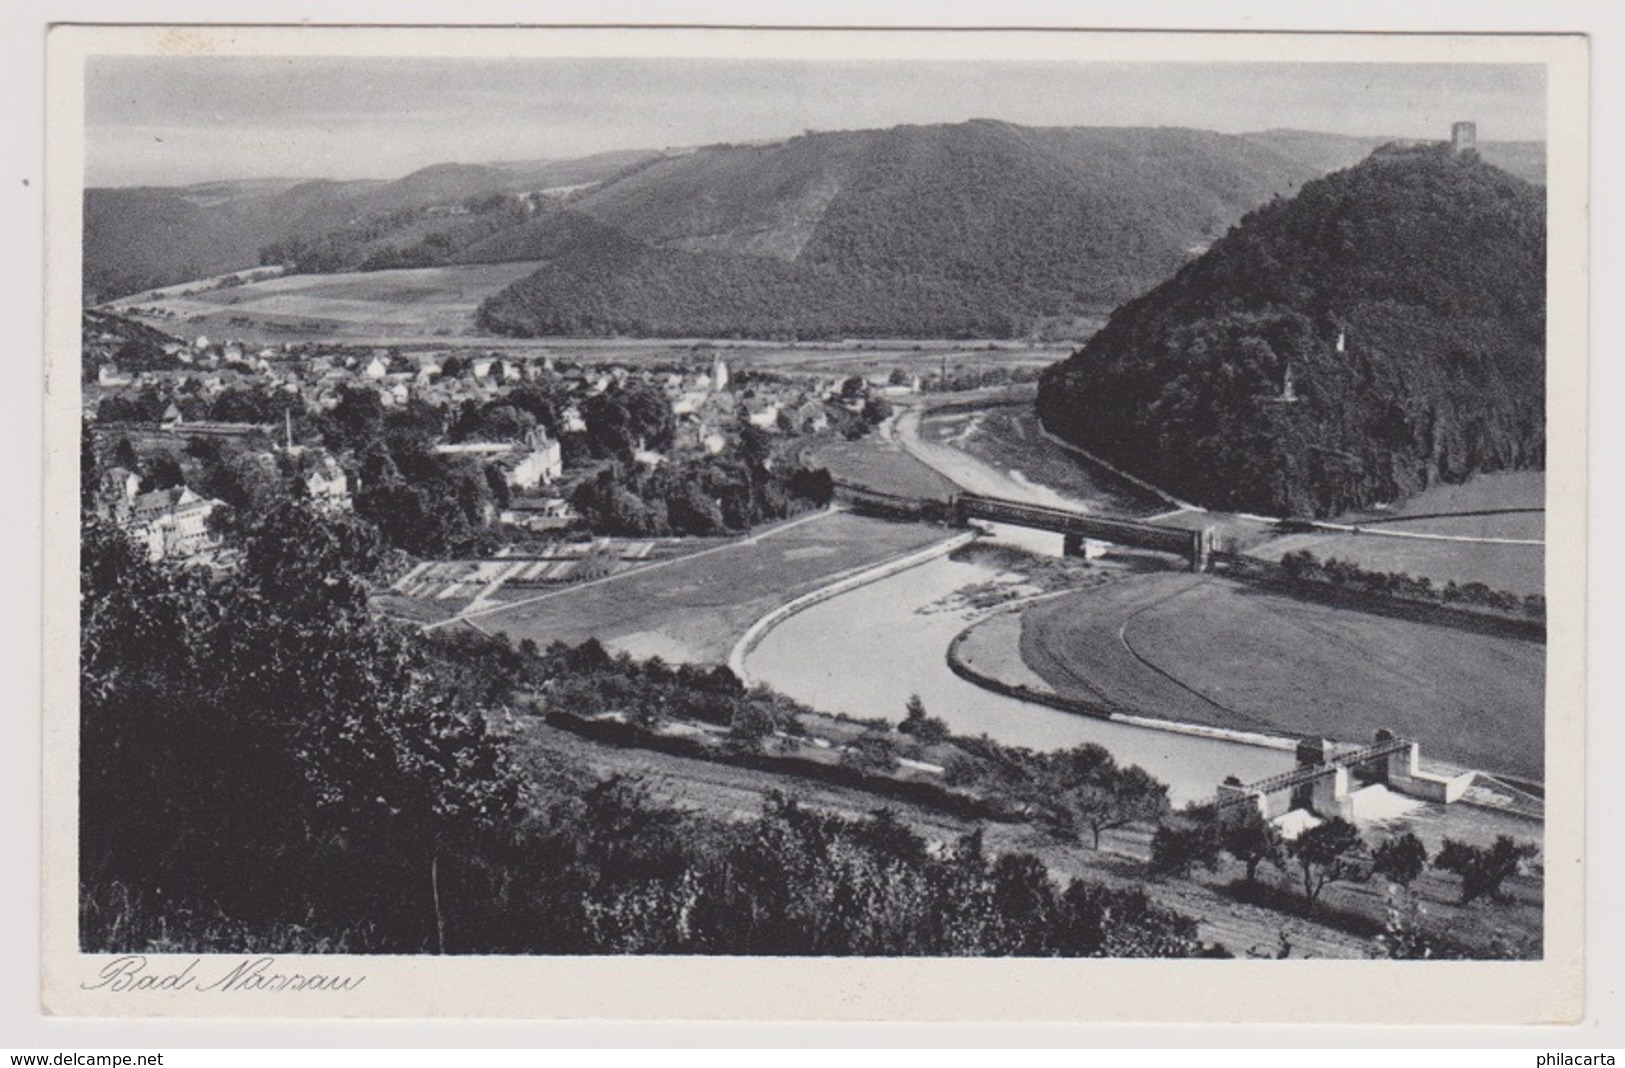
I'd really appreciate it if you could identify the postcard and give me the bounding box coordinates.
[42,23,1587,1021]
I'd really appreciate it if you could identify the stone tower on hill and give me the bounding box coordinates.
[1451,121,1478,154]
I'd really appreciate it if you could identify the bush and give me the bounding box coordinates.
[1433,836,1539,904]
[841,729,900,774]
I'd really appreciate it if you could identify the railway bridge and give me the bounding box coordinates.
[832,484,1216,569]
[952,492,1215,571]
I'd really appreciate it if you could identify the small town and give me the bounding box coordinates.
[83,312,929,574]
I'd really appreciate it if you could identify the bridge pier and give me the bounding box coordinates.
[1193,527,1215,572]
[1216,782,1268,823]
[1308,765,1355,820]
[1062,532,1108,559]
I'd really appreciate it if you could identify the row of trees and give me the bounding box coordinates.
[1150,805,1537,907]
[1279,549,1544,619]
[943,736,1170,849]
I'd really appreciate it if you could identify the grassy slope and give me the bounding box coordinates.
[1249,471,1545,596]
[1020,573,1544,781]
[803,429,960,501]
[469,510,950,664]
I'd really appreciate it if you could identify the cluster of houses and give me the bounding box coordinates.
[88,326,926,561]
[91,442,356,564]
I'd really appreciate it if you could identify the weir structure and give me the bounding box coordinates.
[1216,730,1477,824]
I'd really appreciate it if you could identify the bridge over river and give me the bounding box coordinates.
[837,485,1216,570]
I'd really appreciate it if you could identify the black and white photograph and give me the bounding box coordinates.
[40,23,1588,1022]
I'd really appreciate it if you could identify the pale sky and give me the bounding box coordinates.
[85,56,1547,187]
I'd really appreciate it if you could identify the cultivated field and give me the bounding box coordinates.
[1019,572,1545,781]
[1249,471,1546,596]
[456,509,952,665]
[109,262,547,344]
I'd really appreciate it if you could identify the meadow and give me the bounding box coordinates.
[459,509,950,665]
[1250,471,1546,596]
[110,261,547,344]
[802,429,960,500]
[1019,572,1545,782]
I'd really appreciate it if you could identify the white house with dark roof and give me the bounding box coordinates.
[107,484,223,562]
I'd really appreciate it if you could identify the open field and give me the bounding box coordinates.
[1019,572,1544,781]
[802,427,960,500]
[1247,472,1546,596]
[110,264,1076,374]
[456,509,952,664]
[109,262,548,343]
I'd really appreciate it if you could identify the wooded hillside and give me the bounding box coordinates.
[1037,143,1546,517]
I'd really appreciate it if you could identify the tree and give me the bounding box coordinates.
[321,385,386,453]
[111,436,139,473]
[1432,836,1539,904]
[737,424,773,470]
[726,703,778,752]
[80,503,521,954]
[895,693,949,746]
[1221,806,1286,882]
[1041,746,1170,849]
[582,381,675,457]
[1150,823,1221,878]
[1372,832,1429,887]
[861,396,894,425]
[1287,817,1365,903]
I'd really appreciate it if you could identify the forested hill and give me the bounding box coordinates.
[475,121,1322,339]
[1036,143,1546,518]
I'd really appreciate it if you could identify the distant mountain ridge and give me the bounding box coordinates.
[85,121,1546,342]
[1036,142,1546,517]
[83,151,662,301]
[475,120,1332,338]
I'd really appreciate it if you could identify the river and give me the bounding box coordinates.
[747,530,1294,805]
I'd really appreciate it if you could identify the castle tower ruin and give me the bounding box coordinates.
[1451,121,1478,154]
